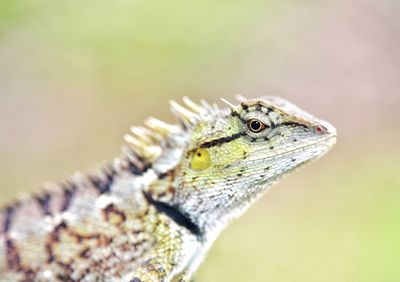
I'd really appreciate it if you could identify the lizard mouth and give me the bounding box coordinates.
[255,136,337,184]
[223,135,336,171]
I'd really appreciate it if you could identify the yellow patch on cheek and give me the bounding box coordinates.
[190,148,211,171]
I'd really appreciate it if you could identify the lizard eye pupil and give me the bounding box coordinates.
[247,119,266,133]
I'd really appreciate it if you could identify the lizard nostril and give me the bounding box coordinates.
[312,125,327,135]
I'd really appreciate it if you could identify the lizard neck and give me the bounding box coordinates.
[172,179,275,239]
[143,190,203,237]
[143,167,206,238]
[143,144,277,240]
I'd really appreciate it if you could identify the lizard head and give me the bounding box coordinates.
[129,96,336,236]
[171,96,336,234]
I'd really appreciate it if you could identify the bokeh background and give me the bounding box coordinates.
[1,0,399,281]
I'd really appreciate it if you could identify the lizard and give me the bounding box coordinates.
[0,96,336,282]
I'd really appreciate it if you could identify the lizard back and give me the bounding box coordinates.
[0,96,336,282]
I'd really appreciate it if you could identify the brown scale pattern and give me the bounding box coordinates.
[0,153,166,281]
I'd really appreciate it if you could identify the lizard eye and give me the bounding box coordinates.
[247,118,267,133]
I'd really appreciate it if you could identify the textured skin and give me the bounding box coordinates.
[0,96,336,281]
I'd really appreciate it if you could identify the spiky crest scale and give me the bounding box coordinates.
[0,98,219,213]
[123,97,221,163]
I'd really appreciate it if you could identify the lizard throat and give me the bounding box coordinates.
[143,191,203,237]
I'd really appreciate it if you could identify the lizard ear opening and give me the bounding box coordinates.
[190,148,211,171]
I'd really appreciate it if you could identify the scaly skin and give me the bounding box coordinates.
[0,96,336,281]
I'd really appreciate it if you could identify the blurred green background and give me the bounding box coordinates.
[0,0,399,281]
